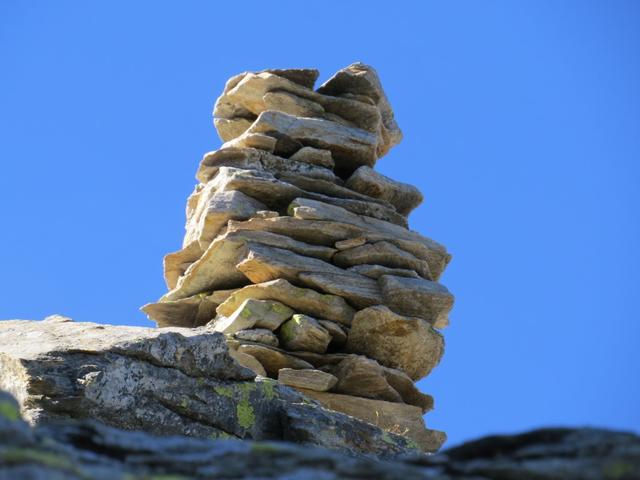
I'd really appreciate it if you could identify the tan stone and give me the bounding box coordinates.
[335,237,367,250]
[297,390,445,453]
[278,368,337,392]
[229,349,267,377]
[141,293,218,328]
[290,197,451,280]
[279,314,331,354]
[237,344,313,377]
[318,320,347,348]
[289,146,334,168]
[327,356,402,403]
[379,275,454,328]
[346,306,444,381]
[209,297,293,335]
[215,278,355,326]
[163,241,203,290]
[346,166,423,216]
[334,241,432,279]
[297,272,381,309]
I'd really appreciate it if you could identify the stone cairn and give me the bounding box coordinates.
[142,63,454,451]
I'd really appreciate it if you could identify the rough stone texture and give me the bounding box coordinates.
[298,390,445,453]
[347,306,445,381]
[216,278,355,326]
[212,297,294,334]
[278,368,338,392]
[234,328,279,348]
[379,275,454,328]
[346,166,423,216]
[279,314,331,354]
[0,320,421,457]
[3,389,634,479]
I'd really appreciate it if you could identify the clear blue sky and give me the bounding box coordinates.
[1,1,638,447]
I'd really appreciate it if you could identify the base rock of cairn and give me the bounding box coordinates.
[141,63,454,452]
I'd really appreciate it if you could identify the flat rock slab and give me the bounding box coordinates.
[278,368,338,392]
[346,166,423,216]
[216,278,355,326]
[347,305,445,381]
[211,297,294,334]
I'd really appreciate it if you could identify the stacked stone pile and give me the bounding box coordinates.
[142,63,454,451]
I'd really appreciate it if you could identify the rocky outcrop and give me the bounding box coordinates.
[0,317,418,458]
[1,390,638,479]
[140,63,454,451]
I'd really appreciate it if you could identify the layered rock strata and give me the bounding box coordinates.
[142,63,454,451]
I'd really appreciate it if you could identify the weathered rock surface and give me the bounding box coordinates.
[234,328,280,348]
[298,390,445,453]
[216,278,355,326]
[279,314,331,354]
[379,275,454,328]
[0,319,422,457]
[346,166,423,215]
[347,306,445,380]
[1,394,636,480]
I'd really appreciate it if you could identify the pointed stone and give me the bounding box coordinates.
[346,166,423,216]
[141,293,218,328]
[379,275,454,328]
[163,241,203,290]
[278,368,337,392]
[317,62,403,157]
[229,349,267,377]
[216,279,354,326]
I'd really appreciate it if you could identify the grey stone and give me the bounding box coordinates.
[234,328,279,348]
[289,146,335,168]
[346,305,445,381]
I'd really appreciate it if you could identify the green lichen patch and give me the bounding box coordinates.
[214,385,234,398]
[0,400,21,421]
[236,400,255,429]
[258,378,278,401]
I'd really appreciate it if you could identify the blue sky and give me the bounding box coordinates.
[1,1,638,446]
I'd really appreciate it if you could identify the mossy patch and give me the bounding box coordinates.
[258,378,278,401]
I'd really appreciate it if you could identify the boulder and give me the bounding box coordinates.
[346,305,445,380]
